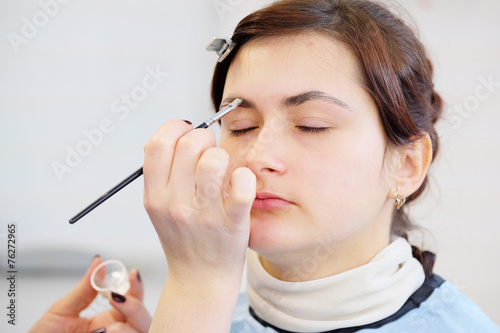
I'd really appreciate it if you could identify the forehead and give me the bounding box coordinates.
[223,33,366,108]
[226,33,363,90]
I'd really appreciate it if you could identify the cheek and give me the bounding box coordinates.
[302,127,387,199]
[297,136,388,238]
[331,137,389,223]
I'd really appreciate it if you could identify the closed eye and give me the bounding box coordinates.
[297,126,330,133]
[229,127,258,137]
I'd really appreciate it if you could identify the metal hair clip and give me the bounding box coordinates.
[205,37,235,63]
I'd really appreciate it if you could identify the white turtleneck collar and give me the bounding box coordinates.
[246,237,425,332]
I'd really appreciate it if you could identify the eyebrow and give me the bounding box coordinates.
[282,91,350,110]
[220,90,350,111]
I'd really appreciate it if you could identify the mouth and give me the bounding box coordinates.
[252,192,293,210]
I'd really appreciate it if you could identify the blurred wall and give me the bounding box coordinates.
[0,0,499,331]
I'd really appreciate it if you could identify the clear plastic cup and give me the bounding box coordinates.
[90,259,130,296]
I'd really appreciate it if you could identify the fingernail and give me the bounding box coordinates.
[137,270,142,283]
[90,328,106,333]
[111,292,126,303]
[182,119,192,125]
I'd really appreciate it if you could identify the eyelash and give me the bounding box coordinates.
[229,126,329,137]
[229,127,258,137]
[297,126,330,133]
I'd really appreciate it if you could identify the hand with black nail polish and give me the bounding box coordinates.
[111,292,126,303]
[28,256,151,333]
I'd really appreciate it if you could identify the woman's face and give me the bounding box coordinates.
[219,34,396,279]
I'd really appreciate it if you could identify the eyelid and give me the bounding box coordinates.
[225,119,259,131]
[296,117,333,128]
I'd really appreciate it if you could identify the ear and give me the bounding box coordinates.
[392,133,433,198]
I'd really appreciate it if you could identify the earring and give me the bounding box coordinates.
[393,187,406,210]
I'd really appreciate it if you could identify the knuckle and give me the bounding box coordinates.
[176,133,201,152]
[144,136,173,154]
[168,202,196,223]
[143,194,165,217]
[199,181,221,199]
[196,127,217,141]
[199,148,229,173]
[144,120,191,154]
[177,129,217,152]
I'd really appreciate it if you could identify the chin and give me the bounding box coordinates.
[248,216,306,255]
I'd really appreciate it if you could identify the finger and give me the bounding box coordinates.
[225,167,256,223]
[195,147,229,210]
[126,269,143,301]
[143,120,193,197]
[49,255,103,315]
[167,129,217,207]
[108,293,152,333]
[100,322,140,333]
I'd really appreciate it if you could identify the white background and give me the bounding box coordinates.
[0,0,499,331]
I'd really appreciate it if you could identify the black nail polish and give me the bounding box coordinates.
[90,328,106,333]
[137,270,142,283]
[183,119,192,125]
[111,292,126,303]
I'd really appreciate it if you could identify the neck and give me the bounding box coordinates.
[259,226,391,282]
[246,237,426,332]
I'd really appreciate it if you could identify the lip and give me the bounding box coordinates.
[252,192,293,210]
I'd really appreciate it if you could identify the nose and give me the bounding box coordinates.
[244,123,287,176]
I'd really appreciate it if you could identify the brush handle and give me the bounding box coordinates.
[69,167,144,224]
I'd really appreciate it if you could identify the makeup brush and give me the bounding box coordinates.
[69,98,242,224]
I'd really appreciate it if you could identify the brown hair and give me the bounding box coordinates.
[210,0,442,278]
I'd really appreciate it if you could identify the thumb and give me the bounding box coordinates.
[49,255,103,315]
[225,167,256,223]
